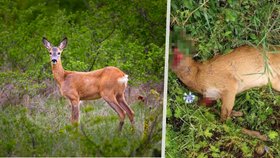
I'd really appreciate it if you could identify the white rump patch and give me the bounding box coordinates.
[118,75,128,84]
[204,88,221,99]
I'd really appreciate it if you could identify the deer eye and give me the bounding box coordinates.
[58,52,60,55]
[49,52,51,55]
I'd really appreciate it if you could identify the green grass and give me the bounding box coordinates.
[0,97,162,157]
[166,74,280,158]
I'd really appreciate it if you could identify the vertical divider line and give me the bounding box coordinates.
[161,0,171,157]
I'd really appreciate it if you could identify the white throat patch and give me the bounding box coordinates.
[204,88,221,99]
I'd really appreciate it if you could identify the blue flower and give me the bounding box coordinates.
[183,92,195,103]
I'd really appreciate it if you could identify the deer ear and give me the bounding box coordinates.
[59,37,68,50]
[42,37,52,49]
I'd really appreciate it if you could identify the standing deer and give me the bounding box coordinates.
[42,37,134,130]
[172,46,280,140]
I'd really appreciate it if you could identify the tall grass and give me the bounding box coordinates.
[0,97,162,157]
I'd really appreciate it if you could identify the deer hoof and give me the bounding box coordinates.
[118,121,124,131]
[231,110,243,117]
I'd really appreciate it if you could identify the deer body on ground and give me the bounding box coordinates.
[42,37,134,130]
[172,45,280,122]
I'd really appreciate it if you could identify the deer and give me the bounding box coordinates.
[42,37,134,131]
[171,45,280,140]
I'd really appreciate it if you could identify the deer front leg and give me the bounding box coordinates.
[220,91,237,122]
[70,99,80,125]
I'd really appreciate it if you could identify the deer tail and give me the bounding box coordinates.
[118,75,128,85]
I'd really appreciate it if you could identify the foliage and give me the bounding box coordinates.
[0,0,166,84]
[167,0,280,157]
[171,0,280,59]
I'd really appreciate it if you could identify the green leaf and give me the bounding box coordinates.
[268,131,279,140]
[175,108,182,118]
[241,143,250,153]
[224,31,232,37]
[204,128,213,138]
[167,107,172,118]
[225,9,237,22]
[210,145,220,153]
[197,153,207,158]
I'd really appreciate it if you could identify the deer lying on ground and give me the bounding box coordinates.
[42,37,134,130]
[172,45,280,140]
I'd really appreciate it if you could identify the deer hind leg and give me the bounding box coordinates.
[116,94,135,124]
[220,90,237,122]
[102,92,126,131]
[70,98,80,125]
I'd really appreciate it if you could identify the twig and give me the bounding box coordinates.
[257,5,280,46]
[87,25,116,71]
[80,122,95,145]
[182,0,209,26]
[80,122,103,155]
[147,115,159,141]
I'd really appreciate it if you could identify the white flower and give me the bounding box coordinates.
[264,146,269,152]
[183,92,195,103]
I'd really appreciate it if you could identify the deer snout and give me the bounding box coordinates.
[51,59,57,64]
[172,48,184,68]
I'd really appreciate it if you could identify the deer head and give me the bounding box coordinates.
[171,47,197,73]
[42,37,68,64]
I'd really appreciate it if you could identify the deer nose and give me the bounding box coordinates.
[52,59,57,64]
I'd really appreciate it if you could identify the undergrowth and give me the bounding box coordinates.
[0,98,162,157]
[166,73,280,157]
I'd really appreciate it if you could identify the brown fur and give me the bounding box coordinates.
[43,37,134,130]
[172,46,280,121]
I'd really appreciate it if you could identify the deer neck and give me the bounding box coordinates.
[51,60,65,86]
[172,57,200,91]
